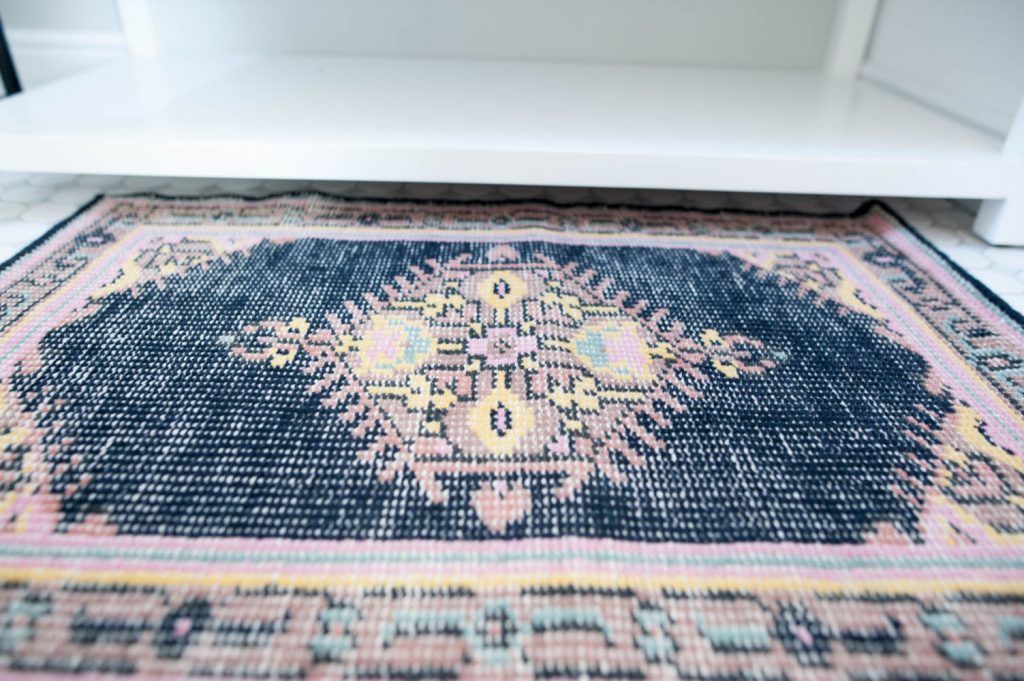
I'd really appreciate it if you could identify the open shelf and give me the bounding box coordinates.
[0,54,1010,198]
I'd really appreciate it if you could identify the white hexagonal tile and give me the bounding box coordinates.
[1,185,55,203]
[983,247,1024,270]
[953,229,987,247]
[50,187,105,204]
[997,294,1024,314]
[27,173,80,187]
[120,176,173,191]
[0,172,31,186]
[21,203,83,224]
[931,201,973,221]
[214,178,265,193]
[988,264,1023,280]
[0,202,27,220]
[0,221,52,244]
[0,244,23,262]
[913,225,963,248]
[164,177,219,193]
[970,269,1024,295]
[940,245,992,270]
[76,174,130,188]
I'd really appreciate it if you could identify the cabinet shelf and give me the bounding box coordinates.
[0,54,1010,198]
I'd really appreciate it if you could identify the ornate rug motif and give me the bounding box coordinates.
[0,195,1022,678]
[231,247,778,533]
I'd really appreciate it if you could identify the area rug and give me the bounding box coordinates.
[0,194,1022,678]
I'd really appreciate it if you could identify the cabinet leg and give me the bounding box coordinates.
[0,14,21,96]
[974,192,1024,246]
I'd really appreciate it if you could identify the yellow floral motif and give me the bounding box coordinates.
[267,317,309,367]
[924,402,1024,546]
[368,375,456,412]
[0,385,42,534]
[541,280,618,321]
[478,271,528,311]
[701,329,739,378]
[469,373,535,455]
[94,260,142,298]
[391,282,465,318]
[948,404,1024,474]
[548,376,644,412]
[93,238,257,300]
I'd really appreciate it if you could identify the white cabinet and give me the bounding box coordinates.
[0,0,1021,243]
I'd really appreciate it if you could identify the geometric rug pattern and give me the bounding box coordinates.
[0,195,1022,677]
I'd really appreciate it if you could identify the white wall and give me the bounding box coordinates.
[0,0,120,32]
[2,0,839,70]
[863,0,1024,136]
[143,0,837,68]
[0,0,124,88]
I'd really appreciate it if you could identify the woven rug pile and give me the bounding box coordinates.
[0,195,1022,678]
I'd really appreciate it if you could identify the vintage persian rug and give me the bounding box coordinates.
[0,194,1023,678]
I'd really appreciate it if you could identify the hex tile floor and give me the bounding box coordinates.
[0,172,1022,314]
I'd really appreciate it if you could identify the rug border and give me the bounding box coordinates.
[867,200,1024,330]
[1,191,1021,331]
